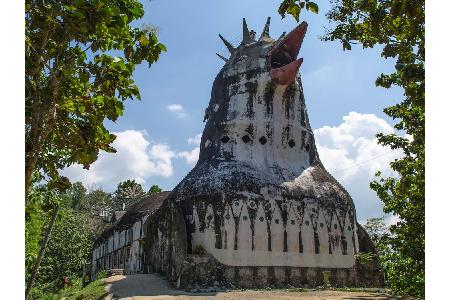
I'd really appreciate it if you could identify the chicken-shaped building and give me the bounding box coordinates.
[143,18,381,288]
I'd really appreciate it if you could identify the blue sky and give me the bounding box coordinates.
[64,0,404,222]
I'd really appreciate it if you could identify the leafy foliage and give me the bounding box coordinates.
[363,217,389,249]
[25,187,56,284]
[318,1,425,297]
[63,182,87,210]
[84,188,114,217]
[363,217,424,298]
[34,209,92,292]
[278,0,319,22]
[147,184,162,195]
[354,252,375,268]
[114,179,145,209]
[25,0,166,193]
[30,277,107,300]
[26,180,108,297]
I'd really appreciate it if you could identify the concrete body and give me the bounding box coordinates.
[91,19,382,288]
[142,19,376,288]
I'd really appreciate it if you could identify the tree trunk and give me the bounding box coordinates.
[25,153,37,200]
[25,206,60,299]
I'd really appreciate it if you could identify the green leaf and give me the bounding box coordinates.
[286,4,301,22]
[342,40,351,51]
[305,2,319,14]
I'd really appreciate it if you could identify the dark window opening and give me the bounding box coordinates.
[259,136,267,145]
[259,217,264,222]
[243,215,248,220]
[288,139,296,148]
[305,220,310,226]
[221,136,230,143]
[242,135,251,143]
[305,144,310,151]
[334,224,338,230]
[275,219,279,224]
[320,222,324,228]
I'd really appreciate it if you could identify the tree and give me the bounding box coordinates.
[25,0,166,197]
[25,182,59,285]
[363,217,392,260]
[324,1,424,297]
[84,188,114,218]
[64,181,87,210]
[114,179,145,209]
[147,184,162,195]
[26,181,107,298]
[25,179,62,299]
[36,209,92,289]
[278,0,425,297]
[364,217,389,246]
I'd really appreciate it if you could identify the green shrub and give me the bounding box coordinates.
[193,245,207,255]
[355,252,375,268]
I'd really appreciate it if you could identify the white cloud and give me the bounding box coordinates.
[62,130,175,191]
[177,133,201,166]
[314,112,403,221]
[167,104,187,118]
[188,133,202,145]
[149,144,175,177]
[178,148,200,165]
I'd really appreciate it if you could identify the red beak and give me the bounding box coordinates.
[268,22,308,85]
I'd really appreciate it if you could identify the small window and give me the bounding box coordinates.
[305,144,310,151]
[275,219,279,224]
[221,136,230,143]
[259,136,267,145]
[334,224,338,230]
[305,220,310,226]
[320,222,324,228]
[242,135,251,143]
[291,220,295,225]
[243,215,248,221]
[259,217,265,222]
[288,139,296,148]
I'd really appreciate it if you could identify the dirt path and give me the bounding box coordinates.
[103,274,398,300]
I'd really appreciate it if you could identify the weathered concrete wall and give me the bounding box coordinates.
[144,200,187,284]
[176,253,357,289]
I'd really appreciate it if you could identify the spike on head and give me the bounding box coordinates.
[218,34,236,54]
[216,53,228,62]
[242,18,255,44]
[259,17,271,40]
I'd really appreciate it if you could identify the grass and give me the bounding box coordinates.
[35,278,108,300]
